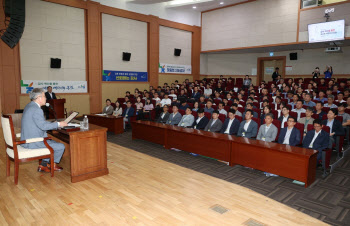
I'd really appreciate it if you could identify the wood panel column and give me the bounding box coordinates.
[86,1,102,113]
[191,26,201,81]
[148,15,159,88]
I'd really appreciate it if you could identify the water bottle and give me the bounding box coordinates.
[83,115,89,130]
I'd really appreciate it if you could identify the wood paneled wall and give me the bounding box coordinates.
[0,0,201,115]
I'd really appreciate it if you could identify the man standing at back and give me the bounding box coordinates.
[43,86,57,119]
[21,88,67,172]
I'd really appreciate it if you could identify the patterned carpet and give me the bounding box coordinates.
[108,131,350,226]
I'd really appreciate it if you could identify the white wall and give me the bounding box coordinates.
[203,46,350,75]
[159,26,192,66]
[201,0,299,51]
[102,14,147,72]
[92,0,201,26]
[20,0,86,81]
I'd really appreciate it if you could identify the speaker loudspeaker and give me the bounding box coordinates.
[123,52,131,61]
[290,52,298,60]
[50,58,61,69]
[174,48,181,56]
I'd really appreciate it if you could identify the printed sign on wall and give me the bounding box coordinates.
[21,80,88,94]
[102,70,148,82]
[159,63,191,74]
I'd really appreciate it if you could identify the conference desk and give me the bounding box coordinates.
[48,124,109,183]
[132,121,318,187]
[87,114,124,135]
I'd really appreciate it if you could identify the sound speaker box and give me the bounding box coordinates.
[123,52,131,61]
[290,52,298,60]
[50,58,61,68]
[174,48,181,56]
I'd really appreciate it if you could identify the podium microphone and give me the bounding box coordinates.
[46,103,57,121]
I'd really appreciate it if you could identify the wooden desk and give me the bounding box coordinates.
[49,124,109,183]
[131,121,318,187]
[87,114,123,135]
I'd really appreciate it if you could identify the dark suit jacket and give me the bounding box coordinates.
[314,111,326,120]
[220,118,240,135]
[157,112,170,123]
[322,119,345,136]
[122,107,135,118]
[278,115,291,123]
[303,130,329,152]
[278,127,300,146]
[192,116,209,130]
[45,92,56,100]
[191,92,200,100]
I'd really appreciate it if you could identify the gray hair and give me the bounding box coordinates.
[265,113,274,119]
[30,88,45,100]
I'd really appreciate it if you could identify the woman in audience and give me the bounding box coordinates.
[260,105,272,124]
[298,78,304,87]
[287,79,293,87]
[135,96,144,120]
[277,102,287,118]
[102,99,114,115]
[204,84,212,98]
[192,101,199,112]
[140,98,154,120]
[312,67,320,79]
[324,66,333,78]
[113,101,123,116]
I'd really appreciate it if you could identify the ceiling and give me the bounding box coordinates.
[127,0,247,12]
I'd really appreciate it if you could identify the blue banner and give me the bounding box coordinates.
[102,70,148,82]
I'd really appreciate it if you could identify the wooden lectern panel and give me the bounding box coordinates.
[48,99,66,119]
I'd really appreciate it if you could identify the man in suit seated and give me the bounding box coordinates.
[314,102,326,120]
[230,103,242,117]
[192,108,209,130]
[190,86,201,102]
[303,119,329,165]
[322,109,345,151]
[278,117,300,146]
[204,110,223,132]
[278,106,290,128]
[220,109,240,135]
[243,103,258,119]
[122,101,135,130]
[166,105,182,125]
[157,105,170,123]
[237,109,258,138]
[257,113,278,142]
[178,107,195,127]
[102,99,114,115]
[178,100,190,111]
[298,107,314,135]
[21,88,68,172]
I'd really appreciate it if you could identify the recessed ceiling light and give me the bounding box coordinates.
[193,6,197,8]
[220,2,224,4]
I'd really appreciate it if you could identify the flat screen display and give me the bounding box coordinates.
[308,20,345,43]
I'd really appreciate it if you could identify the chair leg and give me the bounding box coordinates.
[50,154,54,177]
[14,161,19,185]
[6,155,10,177]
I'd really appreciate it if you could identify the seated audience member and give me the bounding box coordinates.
[324,95,338,108]
[237,93,245,103]
[243,103,258,119]
[177,89,188,103]
[157,105,170,123]
[314,102,326,120]
[213,92,222,101]
[122,101,135,129]
[273,96,282,110]
[218,102,227,116]
[102,99,114,115]
[113,100,123,116]
[278,117,300,146]
[125,91,131,97]
[298,107,314,134]
[257,113,278,142]
[285,91,293,103]
[192,108,209,130]
[191,86,201,102]
[178,107,195,127]
[243,75,251,89]
[166,105,182,125]
[315,90,327,103]
[215,83,223,94]
[260,99,269,109]
[143,92,150,101]
[303,93,316,107]
[347,97,350,109]
[230,103,242,117]
[160,93,171,107]
[204,100,215,114]
[139,98,154,120]
[303,119,329,164]
[179,101,190,111]
[335,92,346,103]
[338,103,350,140]
[278,106,290,128]
[135,96,143,119]
[237,110,258,138]
[322,109,345,150]
[292,100,306,120]
[204,84,212,98]
[192,101,199,112]
[234,98,243,108]
[226,93,234,103]
[199,95,206,105]
[220,109,240,135]
[169,89,177,101]
[152,93,161,105]
[288,94,299,110]
[260,105,271,124]
[204,110,223,132]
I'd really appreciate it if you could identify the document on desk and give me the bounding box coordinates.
[95,114,106,116]
[64,111,79,123]
[68,123,81,127]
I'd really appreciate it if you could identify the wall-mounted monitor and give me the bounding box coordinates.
[308,19,345,43]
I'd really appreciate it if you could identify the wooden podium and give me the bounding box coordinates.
[47,99,66,119]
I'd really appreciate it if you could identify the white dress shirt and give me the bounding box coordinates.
[281,115,289,128]
[196,116,204,124]
[283,127,293,145]
[243,120,251,131]
[309,130,321,148]
[211,119,217,127]
[224,118,234,134]
[160,98,171,107]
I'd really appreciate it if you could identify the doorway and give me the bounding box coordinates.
[257,56,286,84]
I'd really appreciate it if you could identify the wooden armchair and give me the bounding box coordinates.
[1,115,55,185]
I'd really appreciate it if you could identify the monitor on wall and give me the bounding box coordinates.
[308,19,345,43]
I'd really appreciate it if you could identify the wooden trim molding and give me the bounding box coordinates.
[43,0,87,9]
[159,73,193,76]
[201,0,257,13]
[297,0,301,42]
[285,74,350,78]
[300,0,350,11]
[201,42,302,53]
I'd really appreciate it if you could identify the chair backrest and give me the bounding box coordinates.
[295,122,304,145]
[218,114,226,123]
[235,115,242,122]
[289,111,298,120]
[1,115,15,147]
[204,112,211,120]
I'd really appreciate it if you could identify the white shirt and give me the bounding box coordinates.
[49,92,53,99]
[169,94,177,101]
[153,97,161,104]
[283,127,293,145]
[219,109,227,116]
[196,116,204,124]
[225,118,234,134]
[292,108,306,120]
[211,119,217,127]
[160,98,171,107]
[281,115,289,128]
[265,124,271,134]
[204,88,212,96]
[309,130,321,148]
[243,120,251,131]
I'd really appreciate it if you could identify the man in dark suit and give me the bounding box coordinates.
[278,117,300,146]
[157,105,170,123]
[190,86,201,102]
[220,109,240,135]
[43,86,57,119]
[272,67,280,81]
[237,109,258,138]
[192,108,209,130]
[204,110,223,132]
[278,106,291,128]
[122,101,135,130]
[303,119,329,163]
[322,109,345,150]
